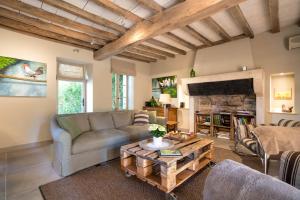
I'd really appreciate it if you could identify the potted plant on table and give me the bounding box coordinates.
[148,124,167,147]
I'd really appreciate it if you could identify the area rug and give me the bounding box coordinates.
[40,148,263,200]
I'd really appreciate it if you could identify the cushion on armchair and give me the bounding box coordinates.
[280,151,300,189]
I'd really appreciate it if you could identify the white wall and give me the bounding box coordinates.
[150,25,300,125]
[0,28,151,149]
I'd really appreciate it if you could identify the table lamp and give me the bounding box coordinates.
[159,94,171,119]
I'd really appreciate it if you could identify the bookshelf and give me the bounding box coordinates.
[195,111,255,140]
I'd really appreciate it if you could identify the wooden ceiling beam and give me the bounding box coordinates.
[91,0,142,23]
[135,0,163,13]
[0,0,118,41]
[127,48,166,60]
[146,39,187,55]
[118,52,157,63]
[164,32,197,50]
[94,0,245,60]
[135,44,176,58]
[182,25,213,46]
[116,54,151,63]
[0,17,98,50]
[267,0,280,33]
[42,0,127,34]
[228,5,254,38]
[0,7,106,46]
[197,34,247,50]
[203,17,232,41]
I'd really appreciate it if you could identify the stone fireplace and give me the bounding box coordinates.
[181,69,265,132]
[194,95,256,114]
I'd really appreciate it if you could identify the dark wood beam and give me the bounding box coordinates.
[266,0,280,33]
[203,17,232,41]
[136,0,163,13]
[0,17,98,50]
[164,32,197,50]
[91,0,142,22]
[0,7,106,46]
[228,5,254,38]
[146,39,187,55]
[136,44,176,58]
[182,25,213,46]
[127,48,166,60]
[42,0,126,34]
[0,0,118,40]
[94,0,245,60]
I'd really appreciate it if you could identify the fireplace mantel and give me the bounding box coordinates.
[183,69,265,131]
[181,69,265,97]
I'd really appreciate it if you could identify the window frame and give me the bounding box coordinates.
[112,73,129,110]
[56,62,87,114]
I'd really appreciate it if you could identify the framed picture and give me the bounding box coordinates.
[273,88,292,100]
[0,56,47,97]
[152,75,177,98]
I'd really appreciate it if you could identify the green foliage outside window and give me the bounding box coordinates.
[58,81,83,114]
[0,56,17,70]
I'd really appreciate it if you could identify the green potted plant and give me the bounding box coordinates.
[148,124,167,147]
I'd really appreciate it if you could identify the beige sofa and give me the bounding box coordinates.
[50,110,166,176]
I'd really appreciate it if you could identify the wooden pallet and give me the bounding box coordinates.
[120,138,214,193]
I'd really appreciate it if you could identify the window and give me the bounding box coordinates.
[57,63,86,114]
[112,74,129,110]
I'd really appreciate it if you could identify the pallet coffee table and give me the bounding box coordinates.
[120,137,214,199]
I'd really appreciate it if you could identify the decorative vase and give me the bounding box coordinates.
[153,136,163,147]
[190,68,196,77]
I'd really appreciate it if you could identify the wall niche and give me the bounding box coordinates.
[270,73,295,113]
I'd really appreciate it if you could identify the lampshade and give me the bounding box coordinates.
[159,94,171,104]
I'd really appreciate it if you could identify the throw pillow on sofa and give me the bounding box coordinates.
[133,112,149,125]
[57,116,82,140]
[111,111,133,128]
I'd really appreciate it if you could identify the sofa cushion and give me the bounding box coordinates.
[57,114,91,140]
[89,112,114,131]
[111,111,133,128]
[119,125,151,141]
[147,111,157,124]
[133,112,149,125]
[72,129,129,154]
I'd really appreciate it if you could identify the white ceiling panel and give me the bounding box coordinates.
[279,0,300,28]
[56,8,77,21]
[63,0,88,8]
[239,0,270,34]
[142,41,179,54]
[131,5,152,19]
[190,21,222,42]
[41,3,58,14]
[75,17,94,26]
[212,10,244,36]
[171,29,203,46]
[154,35,191,51]
[155,0,179,8]
[21,0,42,8]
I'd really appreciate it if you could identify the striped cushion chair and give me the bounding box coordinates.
[280,151,300,189]
[277,119,300,127]
[260,119,300,127]
[233,117,258,155]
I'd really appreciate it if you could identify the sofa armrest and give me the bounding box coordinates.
[50,116,72,158]
[203,159,300,200]
[156,117,167,126]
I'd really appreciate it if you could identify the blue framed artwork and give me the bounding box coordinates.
[0,56,47,97]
